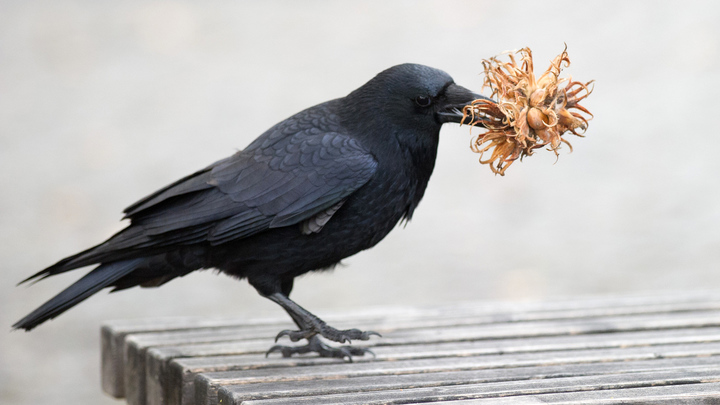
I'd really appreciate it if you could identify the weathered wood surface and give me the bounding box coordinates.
[101,292,720,405]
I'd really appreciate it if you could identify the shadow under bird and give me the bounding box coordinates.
[14,63,489,359]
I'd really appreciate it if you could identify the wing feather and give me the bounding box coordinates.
[116,129,377,249]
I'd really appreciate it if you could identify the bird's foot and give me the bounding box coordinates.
[266,335,374,361]
[275,321,380,344]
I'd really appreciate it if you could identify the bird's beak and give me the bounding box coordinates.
[436,83,493,126]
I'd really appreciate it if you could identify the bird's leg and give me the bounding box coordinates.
[267,292,380,343]
[264,292,379,360]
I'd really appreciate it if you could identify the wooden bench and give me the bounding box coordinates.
[101,292,720,405]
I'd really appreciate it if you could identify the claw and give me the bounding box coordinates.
[266,335,374,361]
[265,345,290,358]
[361,330,382,340]
[274,329,291,342]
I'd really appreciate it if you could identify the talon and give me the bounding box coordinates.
[364,331,382,339]
[266,344,292,358]
[338,347,353,362]
[352,331,379,341]
[275,329,292,342]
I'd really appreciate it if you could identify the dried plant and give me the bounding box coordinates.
[463,46,594,175]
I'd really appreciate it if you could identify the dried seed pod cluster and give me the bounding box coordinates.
[463,46,594,175]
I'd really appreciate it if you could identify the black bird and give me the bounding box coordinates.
[14,63,487,358]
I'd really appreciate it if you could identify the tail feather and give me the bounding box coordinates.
[17,247,96,286]
[13,258,145,331]
[18,227,149,286]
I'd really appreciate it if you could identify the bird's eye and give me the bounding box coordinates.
[415,95,432,107]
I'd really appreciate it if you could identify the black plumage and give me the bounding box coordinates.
[14,63,487,358]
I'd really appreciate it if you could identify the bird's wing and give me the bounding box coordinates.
[122,166,217,219]
[123,129,378,246]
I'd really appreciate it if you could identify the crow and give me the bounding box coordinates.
[14,63,488,358]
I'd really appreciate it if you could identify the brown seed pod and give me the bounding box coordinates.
[527,107,548,130]
[462,46,594,175]
[529,89,547,108]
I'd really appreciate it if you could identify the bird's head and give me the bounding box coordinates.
[343,63,490,135]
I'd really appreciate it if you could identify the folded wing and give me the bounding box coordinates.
[25,129,377,281]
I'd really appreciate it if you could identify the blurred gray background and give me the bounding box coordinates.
[1,1,719,404]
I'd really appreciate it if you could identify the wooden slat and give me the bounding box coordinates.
[100,292,720,405]
[224,368,720,404]
[214,357,720,404]
[424,382,720,405]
